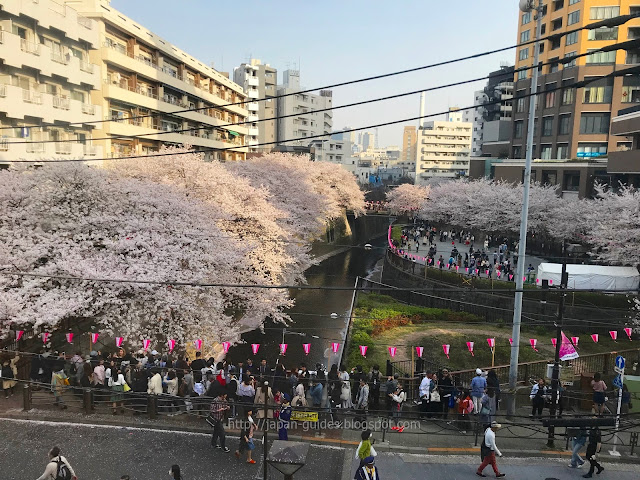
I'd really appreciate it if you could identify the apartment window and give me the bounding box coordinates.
[622,76,640,103]
[562,79,575,105]
[558,114,572,135]
[617,141,632,151]
[519,48,529,61]
[556,144,569,159]
[70,91,84,102]
[553,0,565,10]
[516,91,527,113]
[551,37,562,49]
[552,18,563,31]
[545,83,557,108]
[567,10,580,25]
[590,6,619,19]
[542,170,558,184]
[541,24,546,35]
[534,118,539,136]
[579,113,611,134]
[539,43,545,54]
[514,120,524,138]
[563,171,581,191]
[631,6,640,16]
[517,69,528,80]
[542,117,554,136]
[627,49,640,64]
[583,77,613,103]
[513,146,523,158]
[565,31,578,45]
[586,49,616,64]
[577,143,608,157]
[541,145,553,159]
[629,28,640,40]
[568,0,579,3]
[522,11,532,24]
[521,30,530,43]
[549,58,560,73]
[588,26,618,40]
[563,51,577,68]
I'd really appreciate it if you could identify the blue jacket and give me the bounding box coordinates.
[471,376,486,398]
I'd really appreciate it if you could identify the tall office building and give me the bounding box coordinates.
[415,120,472,184]
[361,131,375,151]
[233,59,277,152]
[401,126,417,175]
[276,69,332,145]
[0,0,104,163]
[71,0,249,161]
[511,0,640,161]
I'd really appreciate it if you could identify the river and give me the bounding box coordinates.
[230,234,387,371]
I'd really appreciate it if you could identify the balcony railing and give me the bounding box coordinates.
[79,61,94,73]
[81,103,95,114]
[77,15,92,29]
[0,139,8,151]
[51,51,68,64]
[22,89,42,104]
[52,96,70,110]
[55,143,72,154]
[20,39,40,55]
[0,84,6,97]
[26,143,46,153]
[83,145,97,156]
[103,40,129,56]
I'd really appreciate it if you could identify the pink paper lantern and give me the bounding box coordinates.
[91,333,99,344]
[465,267,469,273]
[536,278,540,284]
[388,346,397,357]
[167,339,176,352]
[66,333,74,344]
[222,341,230,353]
[624,327,632,340]
[194,339,203,351]
[428,258,432,264]
[530,338,538,352]
[609,330,618,341]
[487,338,495,348]
[549,279,553,286]
[509,274,514,281]
[251,343,260,355]
[359,345,368,357]
[485,269,489,276]
[279,343,288,355]
[456,265,459,272]
[416,346,424,357]
[442,344,450,359]
[523,276,526,282]
[467,341,474,356]
[497,271,502,278]
[16,330,24,341]
[551,338,557,348]
[303,343,311,355]
[437,261,440,266]
[115,337,124,348]
[509,338,513,346]
[571,336,579,346]
[591,334,599,343]
[331,342,340,354]
[42,332,50,344]
[447,264,451,269]
[475,269,479,275]
[142,339,151,350]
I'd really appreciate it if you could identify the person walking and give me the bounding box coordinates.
[591,373,607,416]
[369,365,382,412]
[210,393,230,452]
[355,430,377,471]
[471,369,486,415]
[582,427,604,478]
[389,383,406,430]
[419,372,432,419]
[1,354,18,398]
[568,426,587,469]
[480,388,497,426]
[51,367,69,409]
[108,366,126,415]
[355,378,369,423]
[476,421,505,478]
[235,408,257,464]
[278,394,292,440]
[169,464,182,480]
[438,369,454,419]
[35,446,77,480]
[529,378,547,419]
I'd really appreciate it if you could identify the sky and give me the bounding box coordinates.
[111,0,519,147]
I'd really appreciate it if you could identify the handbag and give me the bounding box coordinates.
[430,389,440,403]
[123,382,131,392]
[480,406,491,415]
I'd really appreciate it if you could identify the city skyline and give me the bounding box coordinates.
[111,0,519,147]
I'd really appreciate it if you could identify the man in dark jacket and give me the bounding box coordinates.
[385,375,398,415]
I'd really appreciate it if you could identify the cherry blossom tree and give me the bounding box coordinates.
[386,184,430,215]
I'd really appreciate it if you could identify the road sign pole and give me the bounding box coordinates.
[610,356,625,457]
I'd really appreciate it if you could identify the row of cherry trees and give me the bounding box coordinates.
[387,179,640,267]
[0,149,364,342]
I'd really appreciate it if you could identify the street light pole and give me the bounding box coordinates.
[508,0,544,416]
[547,261,567,448]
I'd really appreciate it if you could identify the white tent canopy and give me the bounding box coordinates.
[537,263,640,291]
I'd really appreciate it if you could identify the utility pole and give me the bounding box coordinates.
[547,261,568,448]
[263,381,269,480]
[507,0,544,416]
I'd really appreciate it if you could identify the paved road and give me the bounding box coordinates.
[0,418,343,480]
[351,452,640,480]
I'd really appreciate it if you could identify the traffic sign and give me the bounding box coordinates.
[613,374,623,389]
[614,355,625,374]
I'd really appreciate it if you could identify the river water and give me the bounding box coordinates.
[230,234,387,371]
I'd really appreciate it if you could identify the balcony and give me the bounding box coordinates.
[608,149,640,173]
[248,89,259,99]
[83,145,97,156]
[55,143,72,155]
[0,139,8,151]
[52,96,70,110]
[20,39,40,55]
[247,102,259,111]
[79,60,94,73]
[77,15,92,29]
[23,89,43,104]
[26,142,46,154]
[51,50,69,65]
[82,103,95,115]
[0,84,6,97]
[248,77,259,87]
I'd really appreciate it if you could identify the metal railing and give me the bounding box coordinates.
[83,145,97,156]
[50,51,68,65]
[22,89,42,104]
[20,39,40,55]
[55,143,72,154]
[79,60,94,73]
[0,138,8,152]
[52,96,70,110]
[26,143,46,153]
[81,103,95,115]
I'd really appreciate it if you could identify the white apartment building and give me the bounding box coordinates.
[233,59,276,152]
[71,0,249,161]
[463,91,487,156]
[0,0,104,164]
[310,136,353,171]
[276,69,332,145]
[415,120,472,184]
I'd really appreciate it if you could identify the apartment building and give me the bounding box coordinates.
[233,58,277,152]
[401,126,417,167]
[310,136,352,170]
[414,120,473,184]
[511,0,640,161]
[70,0,248,161]
[0,0,103,164]
[276,69,332,145]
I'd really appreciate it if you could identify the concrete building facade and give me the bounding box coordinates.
[608,104,640,184]
[233,59,276,152]
[276,69,332,145]
[0,0,104,163]
[511,0,640,161]
[415,120,472,184]
[401,125,417,172]
[70,0,248,161]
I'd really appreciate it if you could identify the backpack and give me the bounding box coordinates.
[2,364,14,379]
[55,458,72,480]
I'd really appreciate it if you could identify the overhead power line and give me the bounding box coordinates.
[4,63,639,163]
[0,14,636,133]
[7,39,640,146]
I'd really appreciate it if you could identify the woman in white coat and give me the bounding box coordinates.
[340,367,353,409]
